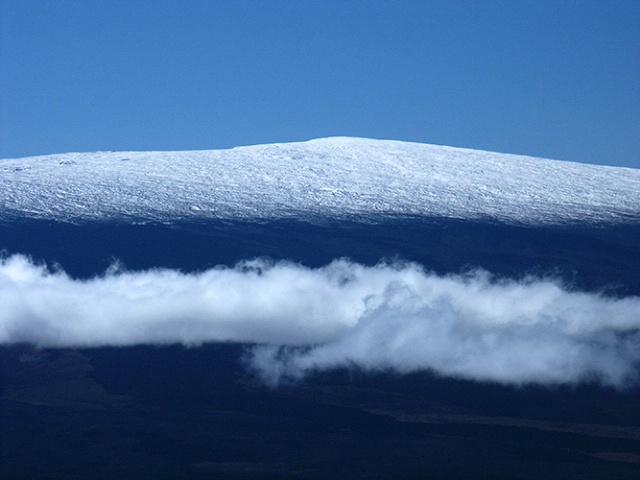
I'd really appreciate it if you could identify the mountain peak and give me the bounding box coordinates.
[2,138,639,225]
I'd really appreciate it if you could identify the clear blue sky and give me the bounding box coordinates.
[1,0,639,168]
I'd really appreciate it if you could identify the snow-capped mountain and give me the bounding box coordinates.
[2,137,639,225]
[3,138,640,480]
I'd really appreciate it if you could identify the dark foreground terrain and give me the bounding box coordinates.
[2,343,640,480]
[2,219,640,479]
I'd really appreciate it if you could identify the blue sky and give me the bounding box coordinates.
[1,0,639,168]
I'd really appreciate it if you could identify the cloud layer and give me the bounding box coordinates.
[2,254,639,388]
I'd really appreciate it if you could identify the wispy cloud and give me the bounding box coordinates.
[2,254,639,388]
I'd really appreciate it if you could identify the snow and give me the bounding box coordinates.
[1,137,639,225]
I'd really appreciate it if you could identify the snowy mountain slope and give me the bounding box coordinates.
[1,137,639,225]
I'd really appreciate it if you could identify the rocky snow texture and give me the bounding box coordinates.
[1,137,639,225]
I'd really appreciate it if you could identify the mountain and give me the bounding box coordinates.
[2,137,640,225]
[1,138,640,479]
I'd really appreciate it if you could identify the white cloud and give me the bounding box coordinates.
[1,254,639,388]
